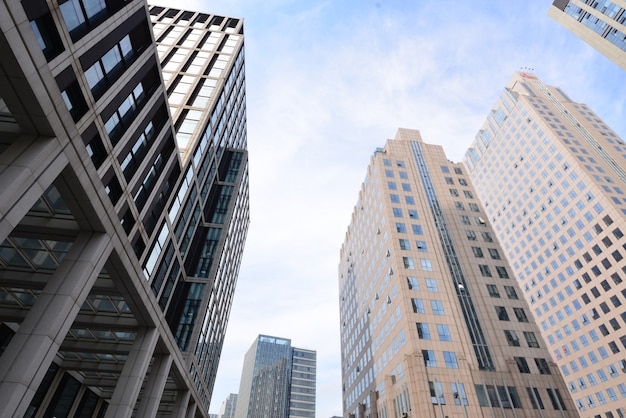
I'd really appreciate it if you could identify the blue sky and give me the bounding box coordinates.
[153,1,625,416]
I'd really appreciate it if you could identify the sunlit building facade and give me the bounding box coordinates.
[0,1,248,417]
[235,335,316,418]
[465,71,626,417]
[548,0,626,70]
[339,128,574,418]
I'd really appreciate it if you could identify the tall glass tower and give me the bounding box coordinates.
[0,1,248,417]
[235,335,316,418]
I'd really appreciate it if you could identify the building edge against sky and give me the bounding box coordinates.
[0,1,248,417]
[464,71,626,417]
[339,128,574,417]
[234,335,316,418]
[548,0,626,70]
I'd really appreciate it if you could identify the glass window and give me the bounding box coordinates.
[422,349,436,367]
[411,298,425,314]
[444,351,459,368]
[496,306,509,321]
[431,300,444,315]
[515,357,531,373]
[426,278,438,292]
[407,276,418,290]
[416,322,430,339]
[487,284,500,298]
[437,324,451,341]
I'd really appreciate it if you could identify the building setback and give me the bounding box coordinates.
[464,71,626,418]
[235,335,316,418]
[339,129,575,417]
[0,1,248,417]
[548,0,626,70]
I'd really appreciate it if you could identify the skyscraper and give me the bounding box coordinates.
[235,335,316,418]
[339,129,574,417]
[464,71,626,418]
[548,0,626,70]
[219,393,238,418]
[0,1,248,417]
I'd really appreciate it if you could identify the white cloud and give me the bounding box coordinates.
[150,1,626,416]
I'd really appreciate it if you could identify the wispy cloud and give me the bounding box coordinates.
[154,1,625,416]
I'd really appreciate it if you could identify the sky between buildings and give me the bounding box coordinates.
[152,1,626,416]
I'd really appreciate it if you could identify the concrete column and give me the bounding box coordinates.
[185,401,197,418]
[105,327,159,418]
[173,390,191,418]
[0,135,66,242]
[0,232,111,417]
[135,353,173,418]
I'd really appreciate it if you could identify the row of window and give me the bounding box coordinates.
[422,349,458,368]
[416,322,452,341]
[495,306,529,322]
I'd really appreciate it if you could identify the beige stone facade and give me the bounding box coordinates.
[465,72,626,417]
[339,129,574,417]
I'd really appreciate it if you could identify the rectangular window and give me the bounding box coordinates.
[504,286,518,299]
[437,324,452,341]
[487,284,500,298]
[514,308,529,322]
[407,276,418,290]
[412,224,423,235]
[515,357,531,373]
[415,241,427,252]
[444,351,459,368]
[535,358,551,374]
[411,298,425,314]
[395,223,406,233]
[496,266,509,278]
[451,382,468,405]
[399,239,410,250]
[472,246,484,257]
[426,278,438,292]
[496,306,510,321]
[431,300,445,315]
[422,350,436,367]
[524,332,540,348]
[402,257,415,269]
[421,258,433,271]
[489,248,501,259]
[416,322,430,339]
[479,264,492,277]
[505,330,520,346]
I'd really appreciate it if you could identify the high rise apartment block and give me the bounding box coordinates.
[339,129,574,418]
[0,1,248,417]
[235,335,316,418]
[465,72,626,417]
[548,0,626,70]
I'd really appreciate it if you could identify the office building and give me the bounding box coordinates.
[219,393,238,418]
[548,0,626,70]
[339,129,574,417]
[464,71,626,417]
[235,335,316,418]
[0,1,248,417]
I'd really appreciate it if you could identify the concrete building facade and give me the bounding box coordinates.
[339,129,575,418]
[234,335,316,418]
[465,72,626,417]
[0,1,248,417]
[548,0,626,70]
